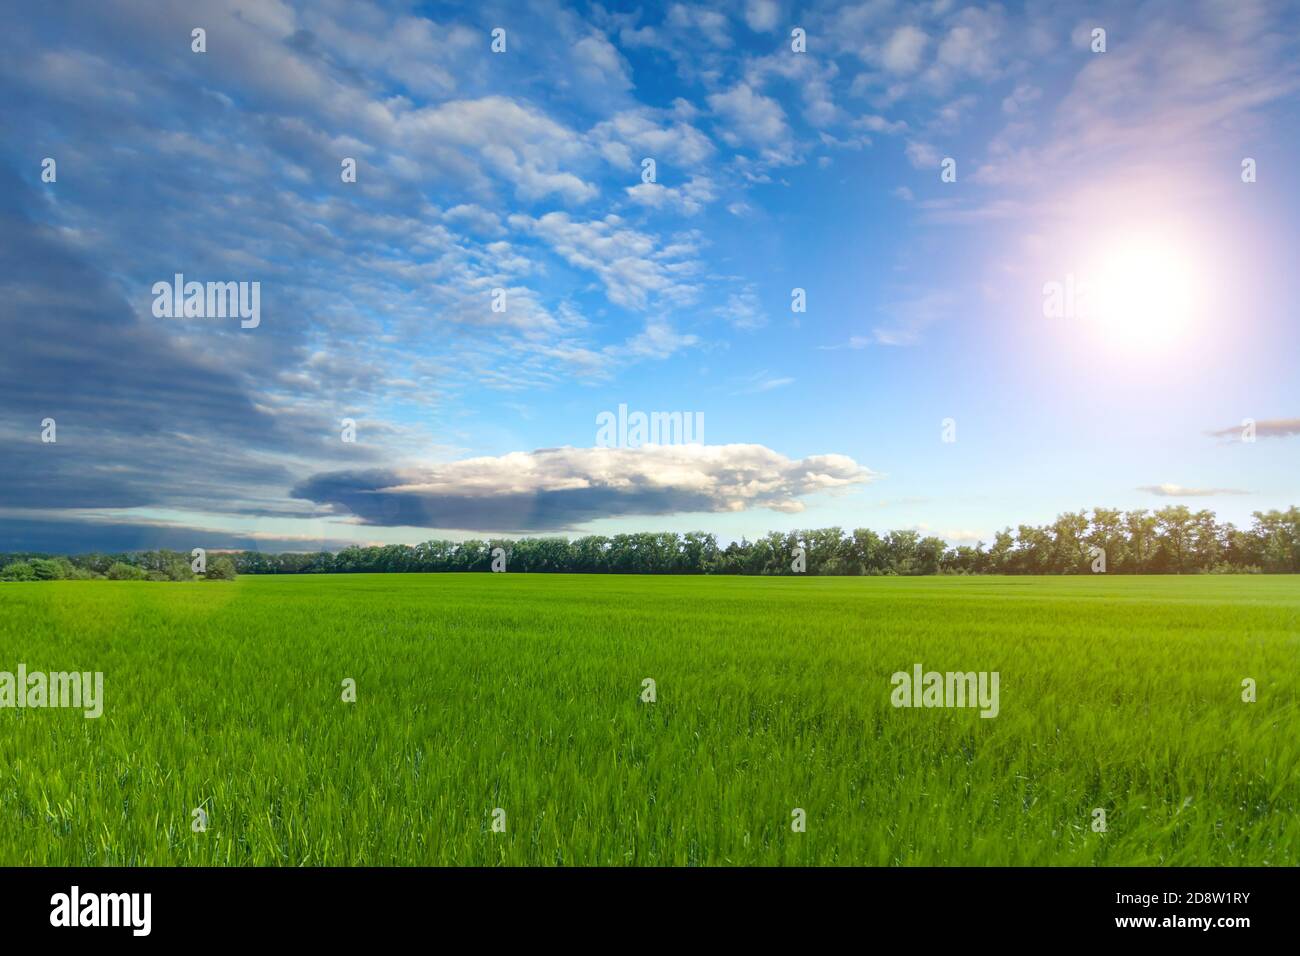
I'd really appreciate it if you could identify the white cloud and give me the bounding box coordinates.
[707,82,790,148]
[509,212,701,309]
[442,204,504,236]
[912,523,985,544]
[573,33,633,90]
[666,4,733,47]
[1138,484,1251,497]
[745,49,842,128]
[744,0,781,33]
[905,140,941,167]
[616,319,700,360]
[928,6,1005,83]
[625,175,717,216]
[715,289,767,330]
[931,94,976,131]
[882,25,928,74]
[854,113,908,134]
[590,108,716,169]
[394,96,598,202]
[1001,82,1042,115]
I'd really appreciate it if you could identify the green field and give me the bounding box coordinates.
[1,574,1296,865]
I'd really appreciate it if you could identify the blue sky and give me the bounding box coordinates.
[1,0,1298,552]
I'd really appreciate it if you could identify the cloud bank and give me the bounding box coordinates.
[293,444,875,531]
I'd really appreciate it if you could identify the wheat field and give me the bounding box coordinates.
[0,574,1296,865]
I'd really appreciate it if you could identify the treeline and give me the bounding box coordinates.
[0,550,236,582]
[214,505,1300,575]
[4,507,1298,579]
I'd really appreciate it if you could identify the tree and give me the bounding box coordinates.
[1124,510,1158,572]
[8,506,1300,578]
[571,536,612,573]
[1050,511,1090,573]
[915,536,946,575]
[882,530,920,574]
[106,562,149,580]
[1155,505,1195,573]
[206,556,237,580]
[680,532,719,573]
[987,529,1015,573]
[1190,509,1221,571]
[1252,508,1300,572]
[28,558,67,580]
[850,528,885,574]
[1014,524,1053,574]
[0,561,36,581]
[1087,508,1128,571]
[805,527,852,574]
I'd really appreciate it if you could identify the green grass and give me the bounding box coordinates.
[0,573,1296,865]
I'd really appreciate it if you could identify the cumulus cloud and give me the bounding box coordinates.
[745,48,842,128]
[441,203,504,236]
[715,289,767,330]
[293,445,876,531]
[910,523,985,544]
[665,4,733,47]
[572,33,633,91]
[744,0,781,33]
[591,108,716,169]
[882,25,928,74]
[707,83,791,149]
[854,113,908,135]
[1137,484,1251,497]
[924,6,1006,87]
[1001,82,1042,115]
[1206,418,1300,440]
[625,175,717,216]
[615,320,700,361]
[904,139,942,168]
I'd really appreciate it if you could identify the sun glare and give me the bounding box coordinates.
[1081,234,1203,351]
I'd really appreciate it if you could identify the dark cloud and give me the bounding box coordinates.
[0,516,350,555]
[293,470,723,532]
[0,167,300,513]
[293,444,874,532]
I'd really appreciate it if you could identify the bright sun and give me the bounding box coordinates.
[1081,235,1203,351]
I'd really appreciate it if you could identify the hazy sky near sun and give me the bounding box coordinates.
[1,0,1298,553]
